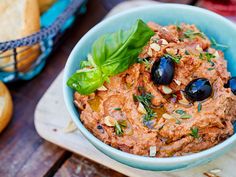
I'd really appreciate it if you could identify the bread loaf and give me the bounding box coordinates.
[0,82,13,133]
[0,0,40,72]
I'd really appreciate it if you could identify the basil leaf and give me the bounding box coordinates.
[92,19,155,76]
[67,19,154,95]
[67,68,104,95]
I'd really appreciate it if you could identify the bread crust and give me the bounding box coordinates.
[0,82,13,133]
[0,0,40,72]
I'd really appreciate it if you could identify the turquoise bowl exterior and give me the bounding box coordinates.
[63,4,236,171]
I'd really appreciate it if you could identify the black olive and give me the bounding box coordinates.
[185,78,212,101]
[225,77,236,95]
[151,56,175,85]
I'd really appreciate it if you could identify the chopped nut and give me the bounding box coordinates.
[213,51,220,59]
[196,44,203,52]
[162,113,174,120]
[150,43,161,52]
[162,27,169,32]
[63,120,77,133]
[151,36,159,43]
[178,99,191,106]
[178,91,191,107]
[147,47,153,56]
[97,85,107,91]
[174,79,181,86]
[74,100,85,111]
[149,146,157,157]
[137,102,147,114]
[166,48,178,55]
[209,168,221,174]
[161,85,173,94]
[104,116,116,126]
[203,172,219,177]
[160,39,168,45]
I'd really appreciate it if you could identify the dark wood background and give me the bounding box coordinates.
[0,0,235,176]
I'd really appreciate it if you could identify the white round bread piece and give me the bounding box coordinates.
[0,0,40,72]
[0,81,13,133]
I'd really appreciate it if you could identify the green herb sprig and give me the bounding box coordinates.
[164,54,182,63]
[199,52,215,62]
[183,29,206,39]
[190,127,199,138]
[114,108,121,111]
[180,114,192,119]
[115,120,127,136]
[138,58,152,71]
[198,103,202,112]
[175,109,186,115]
[67,19,154,95]
[134,93,156,122]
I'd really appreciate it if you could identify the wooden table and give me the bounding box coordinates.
[0,0,235,177]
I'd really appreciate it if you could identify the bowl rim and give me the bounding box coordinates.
[63,3,236,164]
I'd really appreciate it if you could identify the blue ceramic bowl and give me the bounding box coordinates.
[63,4,236,171]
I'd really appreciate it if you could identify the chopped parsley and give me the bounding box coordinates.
[172,94,177,98]
[114,107,121,111]
[199,52,215,62]
[198,103,202,112]
[183,29,206,39]
[134,92,156,123]
[209,60,215,67]
[210,37,229,50]
[114,120,127,136]
[175,119,181,125]
[176,25,182,31]
[185,50,190,55]
[138,58,152,71]
[190,127,199,138]
[164,53,181,63]
[180,114,192,119]
[208,68,215,71]
[175,110,192,119]
[175,109,186,115]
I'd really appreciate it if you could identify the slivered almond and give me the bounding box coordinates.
[147,47,153,56]
[174,79,181,86]
[166,48,178,55]
[203,172,218,177]
[149,146,157,157]
[161,86,173,94]
[97,85,107,91]
[74,100,84,111]
[160,39,168,45]
[209,168,221,174]
[196,44,203,52]
[63,120,78,133]
[213,51,220,59]
[137,103,147,114]
[162,113,174,120]
[178,91,192,107]
[150,43,161,52]
[104,116,116,126]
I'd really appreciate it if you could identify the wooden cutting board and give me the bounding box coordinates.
[34,1,236,177]
[35,72,236,177]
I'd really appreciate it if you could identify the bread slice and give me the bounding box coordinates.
[0,0,40,72]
